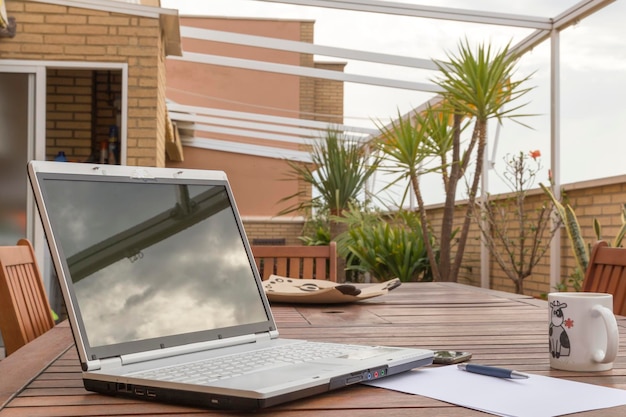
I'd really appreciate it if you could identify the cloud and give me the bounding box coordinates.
[44,180,268,347]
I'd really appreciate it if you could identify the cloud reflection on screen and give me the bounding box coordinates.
[43,179,268,347]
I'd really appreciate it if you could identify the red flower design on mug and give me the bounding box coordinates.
[529,150,541,160]
[564,318,574,328]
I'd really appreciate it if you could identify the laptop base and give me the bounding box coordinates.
[84,378,328,410]
[83,356,430,410]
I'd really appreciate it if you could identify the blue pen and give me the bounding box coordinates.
[457,363,529,379]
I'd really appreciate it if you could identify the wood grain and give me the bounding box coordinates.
[1,282,625,416]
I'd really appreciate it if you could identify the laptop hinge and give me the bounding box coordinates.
[120,334,258,366]
[260,330,279,341]
[86,356,121,372]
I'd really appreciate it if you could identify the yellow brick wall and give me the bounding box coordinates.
[298,21,315,123]
[425,193,561,296]
[243,219,305,246]
[155,33,168,167]
[424,175,626,297]
[419,204,482,287]
[46,69,93,160]
[313,62,346,125]
[2,0,166,167]
[46,69,124,162]
[230,175,626,295]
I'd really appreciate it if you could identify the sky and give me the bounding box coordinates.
[160,0,626,206]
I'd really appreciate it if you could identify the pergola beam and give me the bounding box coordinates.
[512,0,616,56]
[253,0,552,29]
[553,0,616,30]
[182,137,313,162]
[171,52,443,92]
[174,114,368,145]
[181,26,439,70]
[167,103,379,136]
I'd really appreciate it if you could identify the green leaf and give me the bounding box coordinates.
[279,129,381,217]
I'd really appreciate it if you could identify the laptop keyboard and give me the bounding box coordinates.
[130,341,372,384]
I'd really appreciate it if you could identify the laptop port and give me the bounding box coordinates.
[146,389,157,398]
[134,387,145,396]
[116,383,132,393]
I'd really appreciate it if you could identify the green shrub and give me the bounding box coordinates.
[343,210,433,282]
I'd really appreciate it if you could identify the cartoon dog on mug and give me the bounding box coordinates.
[549,300,571,358]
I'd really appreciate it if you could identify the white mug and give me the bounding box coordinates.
[548,292,619,371]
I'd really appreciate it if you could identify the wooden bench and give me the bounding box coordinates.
[251,242,337,282]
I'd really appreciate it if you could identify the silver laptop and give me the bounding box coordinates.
[27,160,433,410]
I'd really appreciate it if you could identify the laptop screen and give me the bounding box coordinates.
[37,173,271,358]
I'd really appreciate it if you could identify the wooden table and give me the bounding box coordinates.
[1,282,625,416]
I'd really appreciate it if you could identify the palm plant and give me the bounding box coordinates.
[377,104,459,282]
[280,129,380,280]
[376,39,534,282]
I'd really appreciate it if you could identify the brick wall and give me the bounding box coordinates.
[242,175,626,296]
[46,69,123,162]
[298,21,315,123]
[491,192,558,295]
[313,62,346,125]
[243,218,305,246]
[46,69,93,160]
[424,175,626,297]
[419,203,482,287]
[554,178,626,288]
[155,34,168,167]
[2,0,167,166]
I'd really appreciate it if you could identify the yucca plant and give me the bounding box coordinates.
[376,39,534,282]
[281,129,380,218]
[280,129,381,280]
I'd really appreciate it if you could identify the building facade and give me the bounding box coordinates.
[165,16,346,223]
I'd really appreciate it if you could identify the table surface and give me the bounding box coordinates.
[1,282,625,416]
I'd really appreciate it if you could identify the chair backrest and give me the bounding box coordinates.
[582,240,626,316]
[0,239,55,356]
[251,242,337,282]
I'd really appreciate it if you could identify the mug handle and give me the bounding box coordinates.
[591,305,619,364]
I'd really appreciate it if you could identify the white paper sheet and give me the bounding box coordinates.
[365,365,626,417]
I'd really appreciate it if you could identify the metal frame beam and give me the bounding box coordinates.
[181,26,438,70]
[170,52,442,92]
[167,103,379,136]
[182,137,312,162]
[254,0,552,29]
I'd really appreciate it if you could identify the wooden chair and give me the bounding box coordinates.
[582,240,626,316]
[251,242,338,282]
[0,239,55,356]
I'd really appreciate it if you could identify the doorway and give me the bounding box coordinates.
[0,62,127,355]
[0,72,30,246]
